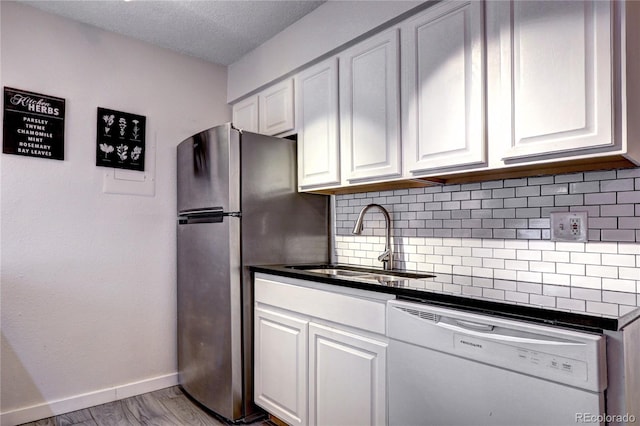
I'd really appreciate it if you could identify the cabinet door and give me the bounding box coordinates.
[254,306,308,426]
[259,79,295,135]
[232,95,259,133]
[295,58,341,189]
[402,1,485,174]
[340,28,401,183]
[308,323,387,426]
[491,0,613,162]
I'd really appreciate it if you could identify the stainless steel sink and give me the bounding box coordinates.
[287,265,435,283]
[304,268,369,277]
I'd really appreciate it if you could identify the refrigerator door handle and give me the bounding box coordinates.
[178,210,241,224]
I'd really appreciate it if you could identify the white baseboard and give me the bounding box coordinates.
[0,373,178,426]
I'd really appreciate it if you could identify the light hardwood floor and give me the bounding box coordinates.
[19,386,274,426]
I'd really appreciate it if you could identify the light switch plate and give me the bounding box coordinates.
[550,211,588,242]
[103,132,156,196]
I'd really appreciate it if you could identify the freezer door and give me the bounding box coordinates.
[177,217,242,419]
[177,124,240,213]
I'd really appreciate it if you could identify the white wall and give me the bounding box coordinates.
[0,3,230,425]
[227,0,423,102]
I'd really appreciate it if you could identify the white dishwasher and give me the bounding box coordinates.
[387,299,607,426]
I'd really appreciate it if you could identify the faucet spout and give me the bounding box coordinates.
[352,204,393,270]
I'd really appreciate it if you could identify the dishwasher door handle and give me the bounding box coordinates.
[454,319,495,332]
[436,321,584,346]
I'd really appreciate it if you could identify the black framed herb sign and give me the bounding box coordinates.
[96,107,146,171]
[3,87,66,160]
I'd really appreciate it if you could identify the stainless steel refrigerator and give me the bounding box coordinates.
[176,123,329,421]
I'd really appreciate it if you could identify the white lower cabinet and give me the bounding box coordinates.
[254,273,391,426]
[254,306,308,426]
[308,323,387,426]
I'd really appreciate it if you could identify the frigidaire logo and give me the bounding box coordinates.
[10,93,60,116]
[459,339,483,349]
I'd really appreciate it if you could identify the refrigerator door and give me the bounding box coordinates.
[177,123,240,214]
[177,217,242,419]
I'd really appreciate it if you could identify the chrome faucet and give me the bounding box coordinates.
[352,204,393,270]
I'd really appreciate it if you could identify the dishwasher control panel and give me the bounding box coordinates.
[454,333,588,381]
[388,300,606,393]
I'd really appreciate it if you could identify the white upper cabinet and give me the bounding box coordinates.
[295,58,341,189]
[489,0,614,162]
[402,1,486,175]
[340,28,402,183]
[232,95,259,133]
[259,78,295,136]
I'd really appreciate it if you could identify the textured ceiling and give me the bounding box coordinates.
[20,0,326,65]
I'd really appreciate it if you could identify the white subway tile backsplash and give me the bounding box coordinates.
[585,265,618,279]
[483,288,506,301]
[585,170,617,181]
[600,179,634,192]
[601,204,635,217]
[334,169,640,313]
[602,229,636,242]
[586,301,619,316]
[472,247,493,258]
[505,259,529,271]
[517,250,542,261]
[462,256,482,267]
[555,242,587,252]
[557,298,586,312]
[618,267,640,281]
[542,273,571,286]
[517,281,542,294]
[494,279,517,291]
[517,271,542,283]
[571,275,602,290]
[569,181,600,193]
[556,263,586,276]
[619,244,640,254]
[541,184,569,195]
[543,285,571,298]
[570,252,601,265]
[494,269,517,280]
[453,265,472,276]
[529,261,556,273]
[543,250,570,263]
[435,264,453,274]
[472,267,494,278]
[506,291,530,303]
[530,294,556,308]
[617,191,640,204]
[601,253,636,267]
[603,291,637,306]
[483,258,505,269]
[571,287,602,301]
[602,278,637,293]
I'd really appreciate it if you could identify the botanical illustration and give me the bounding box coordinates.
[118,117,127,136]
[132,119,140,140]
[131,146,142,161]
[116,144,128,161]
[96,107,146,171]
[99,142,114,158]
[103,114,115,135]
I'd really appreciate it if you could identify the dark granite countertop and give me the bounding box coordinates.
[250,264,640,333]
